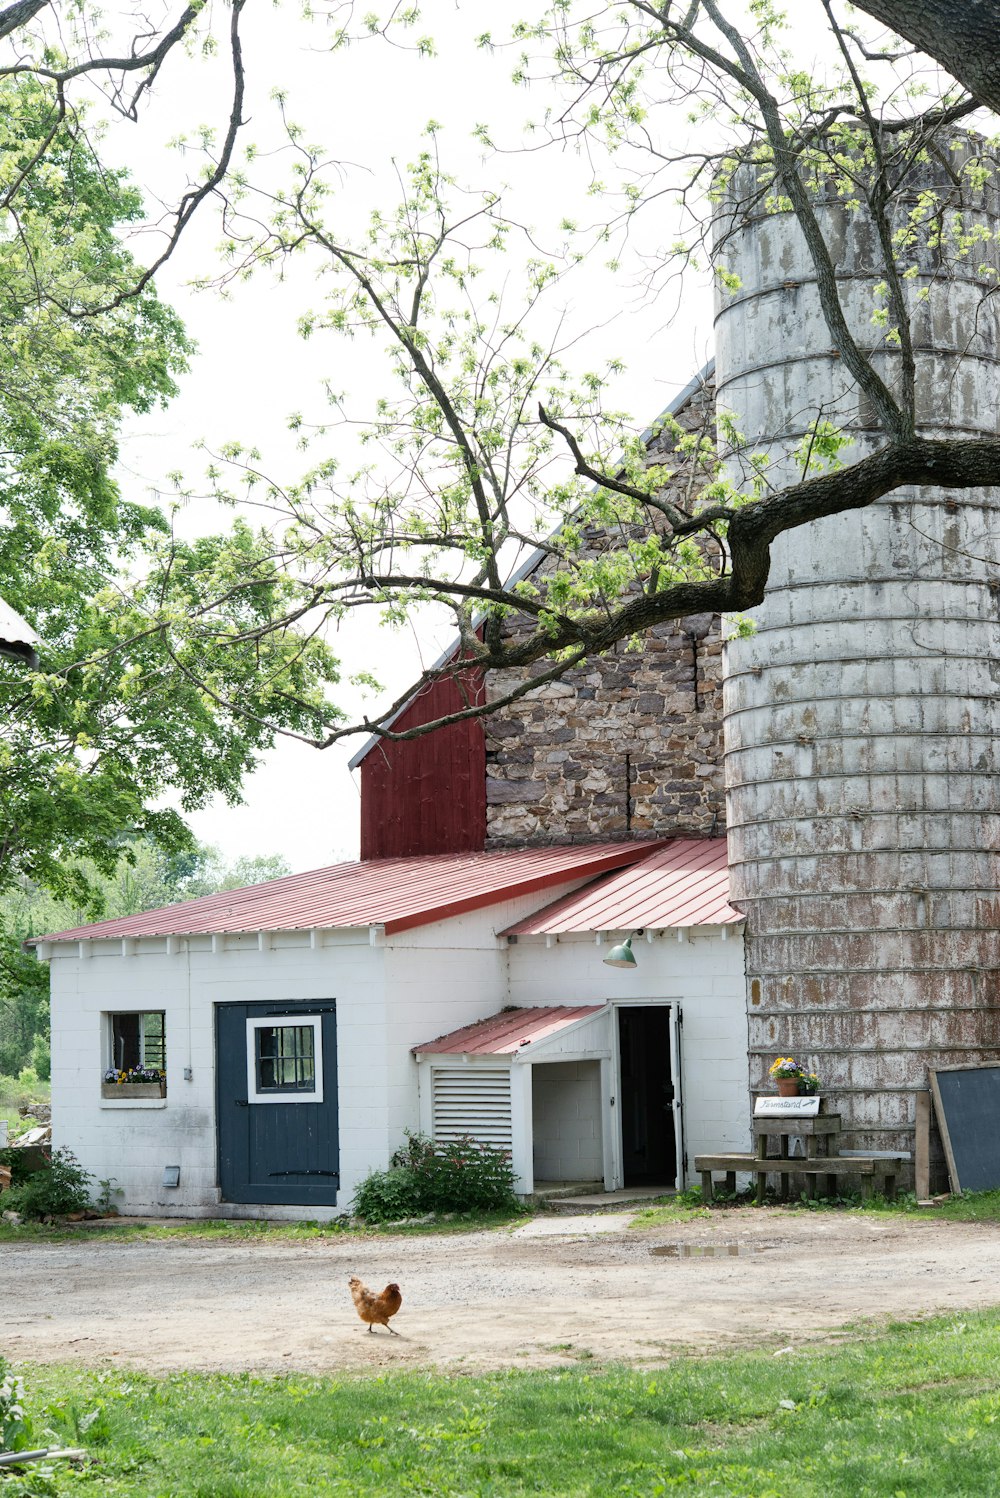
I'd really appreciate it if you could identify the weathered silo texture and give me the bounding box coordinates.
[717,139,1000,1183]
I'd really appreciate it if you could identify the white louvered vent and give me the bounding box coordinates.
[431,1067,513,1150]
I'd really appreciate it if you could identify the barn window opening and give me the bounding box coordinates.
[108,1011,166,1073]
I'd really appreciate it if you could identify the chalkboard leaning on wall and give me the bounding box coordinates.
[929,1065,1000,1194]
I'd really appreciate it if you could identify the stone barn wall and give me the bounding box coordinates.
[485,377,727,847]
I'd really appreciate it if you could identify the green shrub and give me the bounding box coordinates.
[2,1147,93,1219]
[351,1166,424,1224]
[352,1132,519,1222]
[0,1358,29,1451]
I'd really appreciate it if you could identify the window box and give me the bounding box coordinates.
[101,1080,166,1100]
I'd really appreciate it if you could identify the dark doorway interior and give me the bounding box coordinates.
[618,1005,676,1186]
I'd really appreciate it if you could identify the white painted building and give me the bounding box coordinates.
[39,839,748,1219]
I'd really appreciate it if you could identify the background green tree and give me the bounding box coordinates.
[0,78,342,904]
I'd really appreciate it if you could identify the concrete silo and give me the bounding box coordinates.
[717,139,1000,1183]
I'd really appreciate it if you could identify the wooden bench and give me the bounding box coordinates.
[693,1152,905,1204]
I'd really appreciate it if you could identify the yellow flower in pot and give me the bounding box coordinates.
[768,1056,804,1096]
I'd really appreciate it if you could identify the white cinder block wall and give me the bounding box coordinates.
[48,930,388,1220]
[531,1061,603,1182]
[47,878,608,1218]
[381,885,602,1156]
[507,928,751,1172]
[47,882,748,1214]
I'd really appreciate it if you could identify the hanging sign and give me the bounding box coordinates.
[754,1096,821,1118]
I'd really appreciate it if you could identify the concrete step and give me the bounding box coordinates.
[546,1186,675,1213]
[526,1180,604,1205]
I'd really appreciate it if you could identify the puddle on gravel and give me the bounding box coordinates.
[651,1242,783,1259]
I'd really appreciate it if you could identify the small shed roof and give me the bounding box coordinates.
[502,837,741,935]
[413,1005,605,1056]
[34,841,664,944]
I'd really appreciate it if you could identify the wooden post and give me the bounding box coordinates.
[915,1091,931,1199]
[755,1130,768,1206]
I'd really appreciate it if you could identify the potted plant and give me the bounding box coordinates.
[798,1070,821,1096]
[101,1067,166,1099]
[768,1057,805,1097]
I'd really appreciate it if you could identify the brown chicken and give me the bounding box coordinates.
[348,1275,402,1334]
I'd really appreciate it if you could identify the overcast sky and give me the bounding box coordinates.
[103,2,850,871]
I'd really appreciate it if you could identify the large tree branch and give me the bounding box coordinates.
[317,434,1000,746]
[0,0,45,41]
[853,0,1000,116]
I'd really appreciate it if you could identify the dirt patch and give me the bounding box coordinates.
[3,1210,999,1373]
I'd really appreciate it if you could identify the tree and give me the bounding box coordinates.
[0,82,341,902]
[852,2,1000,117]
[148,0,1000,750]
[0,0,249,314]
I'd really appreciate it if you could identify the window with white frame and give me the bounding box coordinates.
[246,1014,324,1104]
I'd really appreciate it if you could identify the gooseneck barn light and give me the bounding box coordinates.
[603,934,638,970]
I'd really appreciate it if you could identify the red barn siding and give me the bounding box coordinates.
[360,672,486,859]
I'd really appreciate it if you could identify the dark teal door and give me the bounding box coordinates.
[216,1001,339,1206]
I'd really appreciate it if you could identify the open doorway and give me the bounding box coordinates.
[617,1005,676,1186]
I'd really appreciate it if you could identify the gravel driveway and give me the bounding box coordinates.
[3,1210,999,1373]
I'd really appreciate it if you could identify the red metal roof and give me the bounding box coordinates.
[413,1006,605,1056]
[502,837,741,935]
[35,842,664,943]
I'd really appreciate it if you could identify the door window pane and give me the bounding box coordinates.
[255,1024,316,1092]
[246,1014,324,1103]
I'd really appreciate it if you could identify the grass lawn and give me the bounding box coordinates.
[631,1188,1000,1229]
[0,1208,529,1245]
[7,1310,1000,1496]
[4,1186,1000,1244]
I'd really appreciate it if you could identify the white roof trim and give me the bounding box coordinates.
[348,360,715,770]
